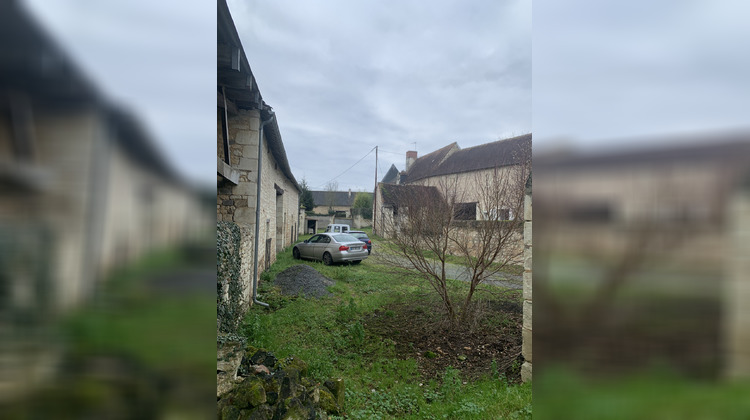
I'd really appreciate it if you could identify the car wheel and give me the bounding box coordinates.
[352,260,361,265]
[293,248,300,259]
[322,252,333,266]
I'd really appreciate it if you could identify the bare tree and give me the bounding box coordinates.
[377,152,530,325]
[324,181,338,215]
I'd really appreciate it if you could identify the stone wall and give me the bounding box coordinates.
[217,340,344,419]
[217,108,300,303]
[521,174,532,382]
[725,177,750,379]
[410,166,527,221]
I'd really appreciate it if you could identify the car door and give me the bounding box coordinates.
[314,235,332,260]
[302,234,321,258]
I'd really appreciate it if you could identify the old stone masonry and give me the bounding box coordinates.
[218,338,344,420]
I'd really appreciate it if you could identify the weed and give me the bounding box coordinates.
[454,401,485,416]
[330,266,351,281]
[423,387,442,403]
[240,313,262,340]
[348,321,366,349]
[440,366,462,401]
[510,403,532,419]
[335,297,359,323]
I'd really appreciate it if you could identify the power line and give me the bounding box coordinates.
[315,146,376,188]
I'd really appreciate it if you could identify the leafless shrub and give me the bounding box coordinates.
[377,145,530,326]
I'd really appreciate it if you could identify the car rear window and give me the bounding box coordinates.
[333,234,358,243]
[351,233,367,239]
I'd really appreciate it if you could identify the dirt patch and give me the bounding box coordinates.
[363,295,524,383]
[272,264,334,298]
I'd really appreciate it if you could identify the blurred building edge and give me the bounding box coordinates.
[0,0,213,400]
[726,169,750,379]
[217,0,301,331]
[534,134,750,379]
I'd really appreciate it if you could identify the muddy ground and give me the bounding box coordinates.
[364,293,524,383]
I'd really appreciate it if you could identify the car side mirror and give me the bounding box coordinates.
[304,239,309,243]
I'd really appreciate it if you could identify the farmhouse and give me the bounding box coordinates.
[374,134,532,236]
[533,136,750,262]
[533,134,750,379]
[217,0,301,309]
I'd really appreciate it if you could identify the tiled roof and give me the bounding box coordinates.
[378,183,442,207]
[534,134,750,171]
[381,164,400,184]
[402,134,531,183]
[311,190,371,207]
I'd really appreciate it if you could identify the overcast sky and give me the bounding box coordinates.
[534,0,750,153]
[21,1,746,189]
[227,0,531,192]
[24,0,215,188]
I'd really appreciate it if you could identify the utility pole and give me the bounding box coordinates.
[373,146,378,235]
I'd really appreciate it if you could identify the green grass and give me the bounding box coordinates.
[62,247,216,377]
[246,241,531,418]
[535,367,750,419]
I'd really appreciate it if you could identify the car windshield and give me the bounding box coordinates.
[333,234,358,243]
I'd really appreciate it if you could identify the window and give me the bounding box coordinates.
[454,202,477,220]
[482,208,512,221]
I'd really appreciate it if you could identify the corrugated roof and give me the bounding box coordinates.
[402,134,531,183]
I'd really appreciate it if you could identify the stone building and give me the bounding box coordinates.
[373,134,531,259]
[533,135,750,379]
[217,0,301,308]
[534,137,750,263]
[0,0,213,400]
[309,189,371,217]
[0,0,211,313]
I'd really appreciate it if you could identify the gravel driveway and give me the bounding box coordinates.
[371,254,522,290]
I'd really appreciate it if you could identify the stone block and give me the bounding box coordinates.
[234,129,255,145]
[522,327,532,362]
[234,207,255,225]
[524,195,532,221]
[521,361,532,383]
[237,157,258,171]
[523,300,532,329]
[524,245,532,268]
[242,145,258,159]
[233,182,256,196]
[523,271,532,300]
[523,221,532,245]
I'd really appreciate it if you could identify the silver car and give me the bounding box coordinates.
[292,233,368,265]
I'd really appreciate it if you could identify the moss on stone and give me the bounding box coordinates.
[233,379,267,409]
[282,357,309,376]
[323,378,345,408]
[317,388,340,415]
[220,404,241,420]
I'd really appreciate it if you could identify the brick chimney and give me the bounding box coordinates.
[405,151,417,172]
